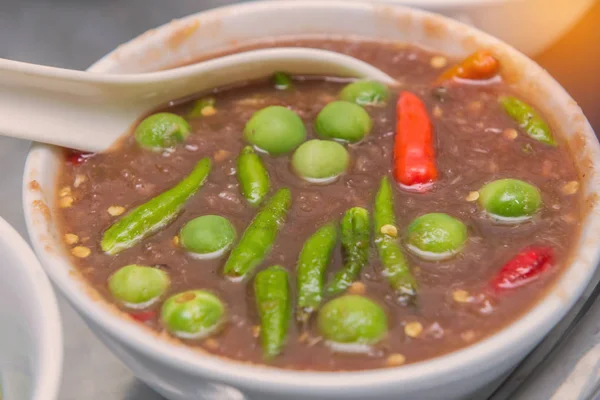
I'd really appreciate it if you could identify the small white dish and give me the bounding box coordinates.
[0,216,62,400]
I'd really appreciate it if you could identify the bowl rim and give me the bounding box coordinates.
[22,0,600,394]
[0,217,63,400]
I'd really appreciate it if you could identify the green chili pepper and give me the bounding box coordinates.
[237,146,270,206]
[374,177,418,304]
[223,188,292,280]
[254,265,291,359]
[500,96,556,146]
[296,222,338,324]
[326,207,370,296]
[188,97,216,118]
[101,158,211,255]
[273,72,293,90]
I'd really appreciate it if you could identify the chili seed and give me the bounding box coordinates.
[172,236,180,247]
[347,281,366,295]
[73,174,87,188]
[319,94,336,104]
[468,101,482,112]
[64,233,79,245]
[214,149,231,162]
[59,186,72,197]
[433,105,443,118]
[236,97,264,107]
[203,338,219,350]
[503,128,518,140]
[479,299,495,315]
[298,331,309,343]
[380,224,398,237]
[176,292,196,303]
[107,206,125,216]
[404,322,423,338]
[59,196,74,208]
[542,160,553,177]
[562,181,579,195]
[426,322,445,339]
[71,246,91,258]
[452,289,470,303]
[461,330,476,342]
[522,143,534,154]
[466,191,480,202]
[386,353,406,366]
[201,106,217,117]
[252,325,261,338]
[430,56,448,69]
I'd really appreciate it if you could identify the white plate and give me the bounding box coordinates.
[0,216,62,400]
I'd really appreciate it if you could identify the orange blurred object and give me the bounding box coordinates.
[438,50,500,83]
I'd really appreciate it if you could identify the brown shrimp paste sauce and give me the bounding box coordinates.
[56,38,582,371]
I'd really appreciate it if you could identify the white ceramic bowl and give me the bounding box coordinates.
[386,0,596,56]
[0,216,62,400]
[22,2,600,400]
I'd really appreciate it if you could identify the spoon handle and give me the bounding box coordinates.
[0,49,396,152]
[0,59,147,152]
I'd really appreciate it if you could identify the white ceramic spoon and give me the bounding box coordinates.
[0,47,396,153]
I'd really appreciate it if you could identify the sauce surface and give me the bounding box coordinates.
[56,38,582,370]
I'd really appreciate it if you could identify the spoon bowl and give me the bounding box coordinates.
[0,48,395,152]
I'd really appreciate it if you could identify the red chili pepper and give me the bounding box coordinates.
[65,150,94,166]
[129,310,157,323]
[490,246,554,292]
[393,91,438,191]
[437,50,500,83]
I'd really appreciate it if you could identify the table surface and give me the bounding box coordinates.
[1,0,599,399]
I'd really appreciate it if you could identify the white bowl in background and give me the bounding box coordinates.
[385,0,596,56]
[22,2,600,400]
[0,216,62,400]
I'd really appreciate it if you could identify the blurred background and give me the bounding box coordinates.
[1,0,599,399]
